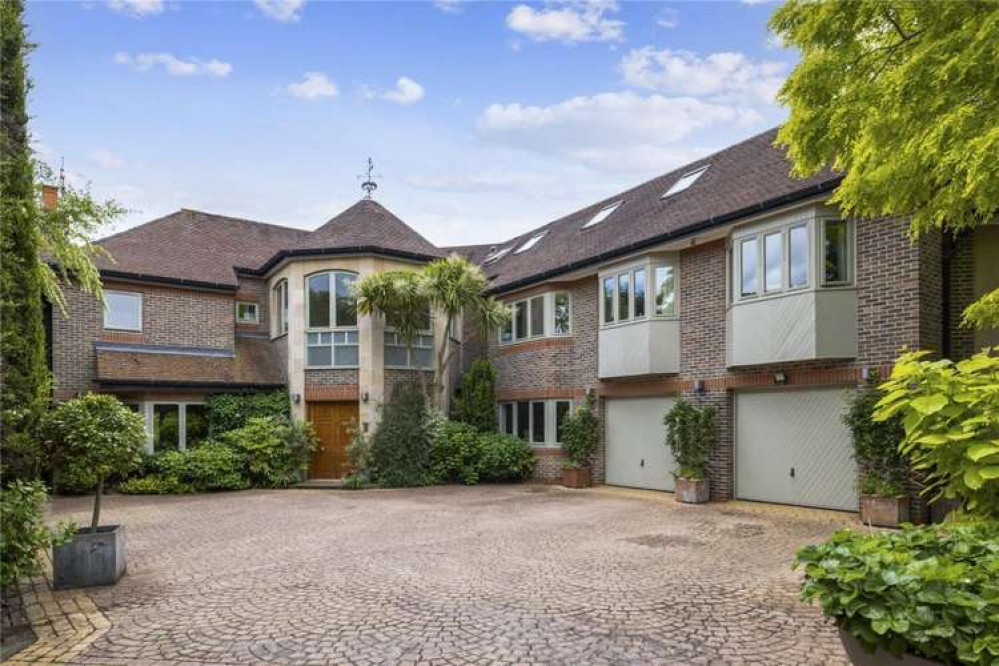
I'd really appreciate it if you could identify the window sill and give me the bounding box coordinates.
[269,332,288,341]
[728,284,854,310]
[305,365,360,371]
[384,365,434,371]
[103,326,143,333]
[600,314,677,331]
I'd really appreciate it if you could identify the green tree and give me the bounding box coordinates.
[770,1,999,325]
[42,395,146,529]
[421,255,509,409]
[1,0,49,479]
[453,359,497,432]
[560,394,599,469]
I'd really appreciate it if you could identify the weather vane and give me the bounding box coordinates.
[358,157,379,199]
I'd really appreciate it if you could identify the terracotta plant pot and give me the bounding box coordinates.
[562,466,591,489]
[859,495,910,528]
[838,628,942,666]
[675,477,710,503]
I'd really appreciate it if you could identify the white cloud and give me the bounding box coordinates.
[107,0,164,17]
[88,149,126,170]
[655,8,679,29]
[619,47,787,105]
[113,52,233,78]
[382,77,425,105]
[287,72,338,100]
[477,91,761,173]
[255,0,305,21]
[506,0,624,43]
[433,0,462,14]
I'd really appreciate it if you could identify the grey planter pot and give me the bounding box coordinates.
[838,628,942,666]
[53,525,126,590]
[675,477,710,503]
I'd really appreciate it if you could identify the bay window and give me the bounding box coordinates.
[789,225,809,288]
[740,238,758,297]
[499,292,572,344]
[764,231,783,293]
[601,258,678,326]
[104,291,142,331]
[384,306,434,369]
[823,220,850,285]
[498,399,574,447]
[305,271,359,368]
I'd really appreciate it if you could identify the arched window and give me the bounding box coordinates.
[305,271,358,368]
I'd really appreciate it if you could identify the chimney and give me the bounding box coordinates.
[42,184,59,210]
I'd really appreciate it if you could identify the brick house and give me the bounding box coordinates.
[50,128,998,513]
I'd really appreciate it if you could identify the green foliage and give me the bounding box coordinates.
[431,420,484,484]
[795,522,999,665]
[770,1,999,325]
[874,348,999,518]
[343,422,372,488]
[560,394,599,469]
[662,399,715,480]
[154,442,249,492]
[369,382,432,487]
[844,378,907,497]
[42,394,146,527]
[0,481,74,590]
[219,417,316,488]
[963,288,999,332]
[204,391,290,436]
[117,475,195,495]
[0,0,49,482]
[477,432,536,482]
[453,360,497,433]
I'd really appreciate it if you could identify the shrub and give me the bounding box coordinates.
[560,394,599,469]
[478,432,536,482]
[874,348,999,517]
[343,423,372,489]
[205,390,290,436]
[0,481,73,590]
[219,417,315,488]
[453,360,497,432]
[117,475,195,495]
[795,521,999,665]
[369,382,432,487]
[431,420,484,484]
[662,399,715,480]
[844,376,907,497]
[155,442,249,492]
[42,394,146,529]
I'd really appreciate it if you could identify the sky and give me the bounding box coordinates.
[27,0,794,247]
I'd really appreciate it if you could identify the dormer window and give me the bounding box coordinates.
[583,201,622,228]
[515,231,547,254]
[662,165,708,199]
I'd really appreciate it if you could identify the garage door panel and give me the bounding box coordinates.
[605,397,675,492]
[736,388,857,511]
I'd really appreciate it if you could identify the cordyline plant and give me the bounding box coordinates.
[873,347,999,519]
[43,394,146,529]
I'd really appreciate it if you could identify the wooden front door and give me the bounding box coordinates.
[307,401,359,479]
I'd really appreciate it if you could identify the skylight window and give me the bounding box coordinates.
[484,246,511,263]
[662,165,709,199]
[515,231,547,254]
[583,201,623,229]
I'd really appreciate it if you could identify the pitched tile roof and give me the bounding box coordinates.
[295,199,444,258]
[479,128,840,293]
[95,209,308,288]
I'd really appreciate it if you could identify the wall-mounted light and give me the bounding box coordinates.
[860,366,872,382]
[693,379,705,394]
[292,393,301,404]
[773,372,788,385]
[586,387,597,399]
[362,391,369,403]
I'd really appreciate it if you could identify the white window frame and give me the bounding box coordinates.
[498,292,572,345]
[498,399,574,448]
[662,165,709,199]
[272,279,288,337]
[305,271,360,368]
[144,402,206,454]
[236,300,259,324]
[384,329,434,369]
[583,201,623,229]
[104,290,143,332]
[599,257,678,329]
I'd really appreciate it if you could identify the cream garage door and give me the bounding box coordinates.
[605,396,676,491]
[735,388,857,511]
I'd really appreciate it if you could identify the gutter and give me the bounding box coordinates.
[98,379,285,390]
[99,269,237,293]
[487,178,843,296]
[237,245,444,277]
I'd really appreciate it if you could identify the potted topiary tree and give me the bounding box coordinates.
[662,399,714,503]
[560,394,598,488]
[844,375,909,527]
[43,394,146,589]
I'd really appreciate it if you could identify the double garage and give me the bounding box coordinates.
[604,387,858,511]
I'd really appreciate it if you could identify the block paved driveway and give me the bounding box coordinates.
[46,485,852,665]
